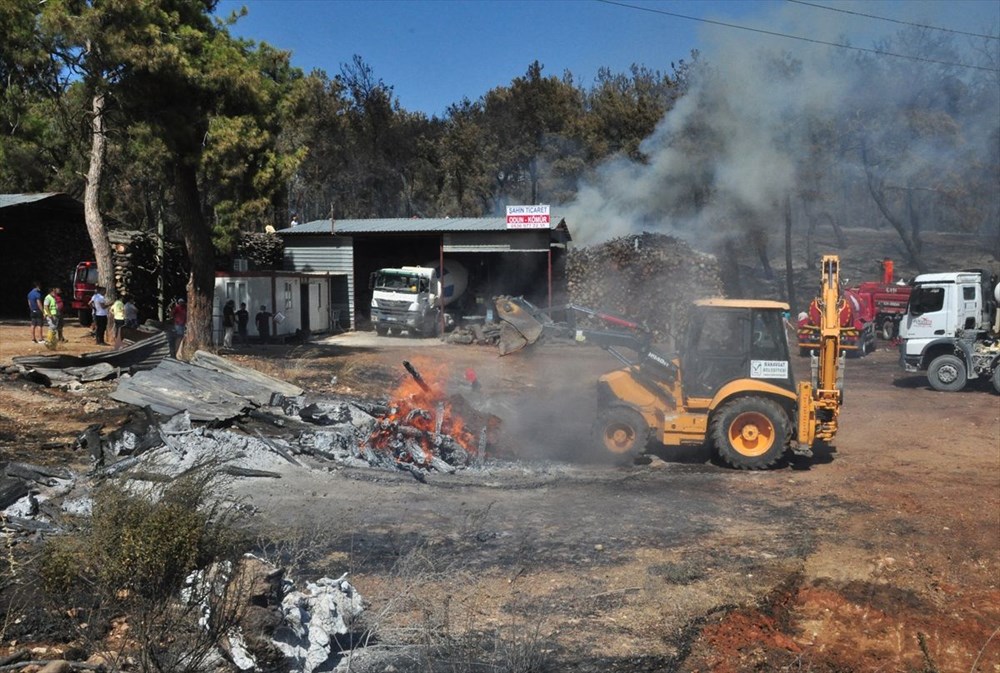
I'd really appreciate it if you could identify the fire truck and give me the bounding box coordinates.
[851,258,912,340]
[798,287,876,357]
[70,261,99,326]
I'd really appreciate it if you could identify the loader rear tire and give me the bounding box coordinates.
[595,406,649,460]
[927,354,966,392]
[712,397,789,470]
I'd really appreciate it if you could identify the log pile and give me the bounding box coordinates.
[567,233,724,347]
[237,232,284,270]
[108,230,187,318]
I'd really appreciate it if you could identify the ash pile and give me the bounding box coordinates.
[567,232,724,346]
[92,355,499,487]
[3,352,501,532]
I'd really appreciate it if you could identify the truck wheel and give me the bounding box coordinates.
[374,325,388,336]
[880,318,896,340]
[992,366,1000,394]
[595,406,649,460]
[78,309,93,327]
[927,354,966,392]
[711,397,789,470]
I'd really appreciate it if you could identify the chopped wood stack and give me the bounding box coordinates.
[107,230,187,318]
[567,233,724,346]
[237,232,284,269]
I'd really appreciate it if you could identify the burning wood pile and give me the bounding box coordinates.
[361,361,495,479]
[567,232,724,346]
[99,356,497,485]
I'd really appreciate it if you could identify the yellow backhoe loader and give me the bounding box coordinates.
[495,255,846,469]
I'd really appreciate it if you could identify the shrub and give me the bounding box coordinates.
[39,473,250,673]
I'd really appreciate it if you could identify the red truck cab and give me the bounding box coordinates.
[71,261,98,326]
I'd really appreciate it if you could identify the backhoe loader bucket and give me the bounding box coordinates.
[494,296,549,355]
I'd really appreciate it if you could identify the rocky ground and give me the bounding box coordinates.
[1,311,998,672]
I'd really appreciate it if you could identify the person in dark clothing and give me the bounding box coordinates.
[27,281,44,343]
[222,299,236,348]
[236,302,249,344]
[255,305,272,343]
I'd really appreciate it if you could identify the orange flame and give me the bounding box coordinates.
[366,357,479,468]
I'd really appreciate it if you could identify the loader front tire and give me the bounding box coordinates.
[927,354,966,392]
[712,397,789,470]
[596,406,649,460]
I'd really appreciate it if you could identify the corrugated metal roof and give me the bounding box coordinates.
[278,215,566,235]
[0,193,64,208]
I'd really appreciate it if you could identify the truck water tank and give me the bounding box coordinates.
[423,259,468,307]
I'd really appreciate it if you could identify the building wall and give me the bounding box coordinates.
[213,273,334,343]
[282,236,354,329]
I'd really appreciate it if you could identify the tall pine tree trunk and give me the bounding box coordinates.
[174,161,215,356]
[85,91,114,299]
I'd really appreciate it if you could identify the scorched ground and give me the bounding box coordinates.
[0,321,998,672]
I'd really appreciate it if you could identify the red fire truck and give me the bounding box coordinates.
[850,259,912,340]
[70,261,99,326]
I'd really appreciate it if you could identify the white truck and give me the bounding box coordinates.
[898,269,1000,392]
[369,266,442,337]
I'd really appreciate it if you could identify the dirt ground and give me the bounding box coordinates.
[1,313,999,672]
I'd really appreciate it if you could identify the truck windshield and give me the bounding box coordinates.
[75,265,98,284]
[908,286,944,315]
[375,273,425,293]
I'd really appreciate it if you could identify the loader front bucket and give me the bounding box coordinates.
[494,296,548,355]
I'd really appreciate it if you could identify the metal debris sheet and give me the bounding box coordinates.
[110,351,304,421]
[12,330,169,375]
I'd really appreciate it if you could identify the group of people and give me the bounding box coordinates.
[28,281,279,356]
[220,300,275,348]
[27,282,66,350]
[27,281,137,350]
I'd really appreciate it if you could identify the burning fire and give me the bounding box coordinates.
[365,358,488,472]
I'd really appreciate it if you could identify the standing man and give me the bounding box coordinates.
[236,302,249,345]
[255,304,272,343]
[42,286,60,350]
[54,287,67,343]
[222,299,236,349]
[89,286,109,345]
[171,298,187,359]
[124,297,139,329]
[110,295,126,349]
[27,281,44,343]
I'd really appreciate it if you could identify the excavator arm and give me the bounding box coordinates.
[797,255,844,446]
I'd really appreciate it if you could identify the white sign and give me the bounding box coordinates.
[506,204,550,229]
[750,360,789,379]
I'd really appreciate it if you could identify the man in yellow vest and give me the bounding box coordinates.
[42,287,60,350]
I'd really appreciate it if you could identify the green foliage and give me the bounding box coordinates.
[41,474,245,609]
[38,475,249,672]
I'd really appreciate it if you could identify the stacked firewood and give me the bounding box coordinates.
[237,232,284,270]
[108,230,188,317]
[567,233,724,347]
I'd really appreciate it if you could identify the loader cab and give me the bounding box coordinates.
[683,301,793,399]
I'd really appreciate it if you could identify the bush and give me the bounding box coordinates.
[39,473,250,672]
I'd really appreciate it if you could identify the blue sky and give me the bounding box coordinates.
[216,0,1000,118]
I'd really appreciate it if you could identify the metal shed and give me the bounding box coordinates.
[277,216,570,330]
[0,193,95,317]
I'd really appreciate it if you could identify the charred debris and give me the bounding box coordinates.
[3,347,500,538]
